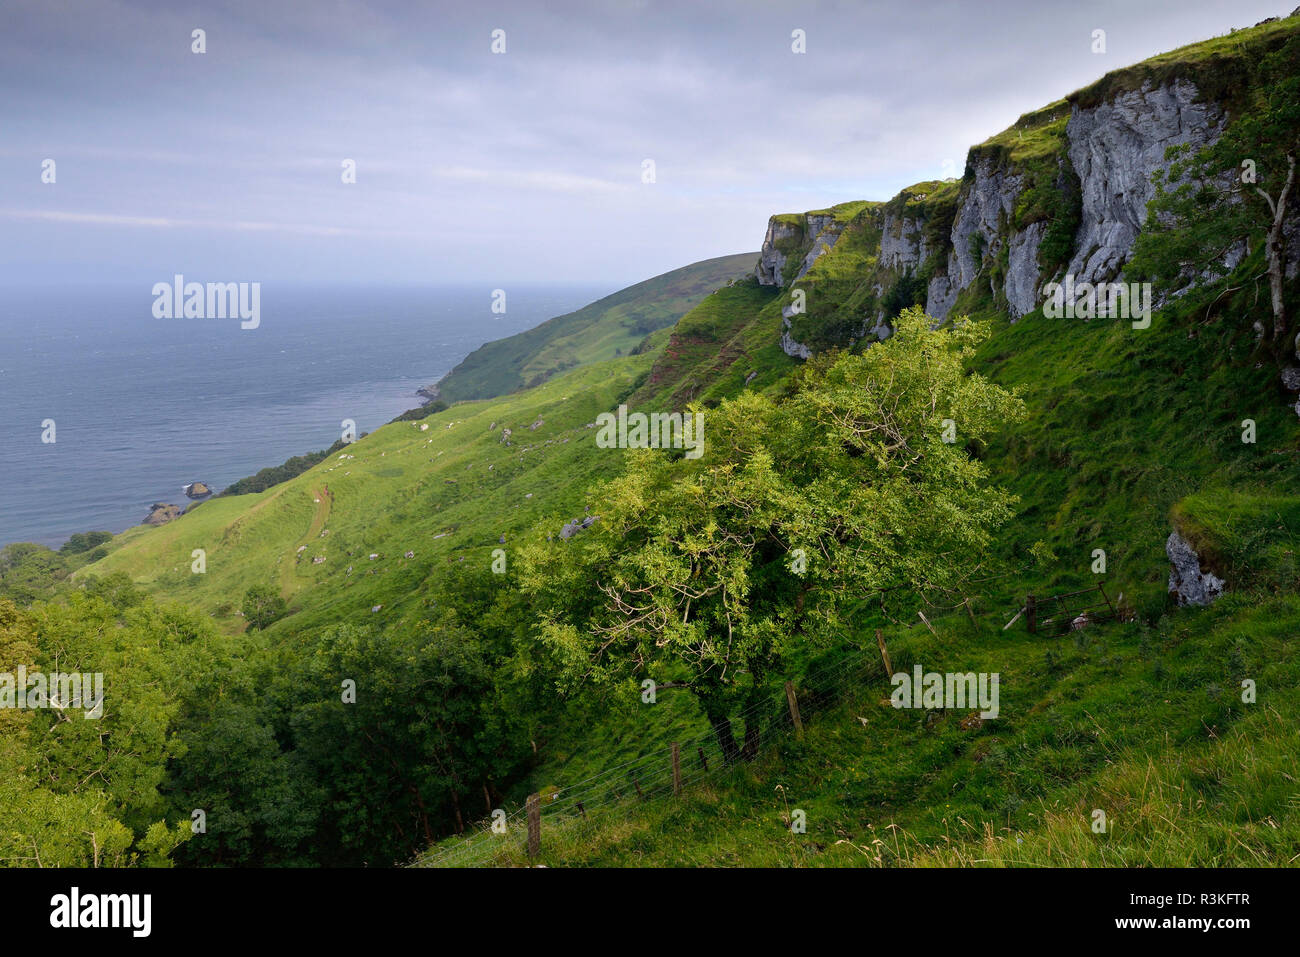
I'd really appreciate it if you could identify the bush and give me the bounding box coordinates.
[241,584,287,630]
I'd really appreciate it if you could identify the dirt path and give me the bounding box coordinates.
[279,485,333,594]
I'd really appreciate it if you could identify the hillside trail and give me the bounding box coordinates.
[278,484,333,595]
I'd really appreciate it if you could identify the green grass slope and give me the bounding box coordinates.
[84,353,660,636]
[433,253,758,403]
[81,12,1300,869]
[421,267,1300,868]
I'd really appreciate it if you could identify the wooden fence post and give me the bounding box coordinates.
[671,742,682,797]
[697,746,709,772]
[876,628,893,676]
[526,793,541,860]
[1026,594,1037,635]
[918,610,938,637]
[785,680,804,740]
[964,597,977,625]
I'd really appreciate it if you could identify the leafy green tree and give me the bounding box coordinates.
[0,587,198,867]
[241,584,287,630]
[521,309,1024,761]
[59,531,113,555]
[1128,36,1300,359]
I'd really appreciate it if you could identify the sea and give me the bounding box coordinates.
[0,281,611,548]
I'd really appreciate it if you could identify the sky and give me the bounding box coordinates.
[0,0,1289,286]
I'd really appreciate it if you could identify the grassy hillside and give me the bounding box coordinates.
[433,253,758,403]
[85,354,660,636]
[50,11,1300,870]
[420,238,1300,868]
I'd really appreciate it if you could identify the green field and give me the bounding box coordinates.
[5,12,1300,870]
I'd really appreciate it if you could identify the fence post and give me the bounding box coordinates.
[785,680,804,740]
[876,628,893,676]
[1026,594,1037,634]
[964,596,977,625]
[918,610,938,637]
[526,793,541,860]
[697,746,709,772]
[671,742,682,796]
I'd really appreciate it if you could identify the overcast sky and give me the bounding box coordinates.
[0,0,1288,286]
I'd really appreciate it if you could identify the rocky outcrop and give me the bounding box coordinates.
[755,218,803,285]
[1166,530,1225,606]
[926,272,959,320]
[1284,366,1300,419]
[949,156,1022,293]
[560,515,599,540]
[880,210,928,272]
[792,214,844,281]
[1065,80,1224,284]
[183,482,212,500]
[1005,221,1047,317]
[756,213,850,286]
[143,503,182,526]
[756,59,1287,348]
[780,306,812,359]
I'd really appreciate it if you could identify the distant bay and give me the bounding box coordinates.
[0,281,610,547]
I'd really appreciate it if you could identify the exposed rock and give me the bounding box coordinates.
[780,306,812,360]
[559,514,600,540]
[529,418,544,431]
[1065,80,1224,284]
[143,503,183,526]
[1166,530,1225,607]
[880,210,928,271]
[950,155,1023,293]
[791,213,845,282]
[183,481,213,500]
[926,272,959,320]
[755,217,803,285]
[1005,221,1047,318]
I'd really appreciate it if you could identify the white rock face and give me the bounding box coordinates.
[1166,530,1225,607]
[949,156,1023,292]
[880,211,928,271]
[792,213,845,282]
[1005,221,1047,318]
[780,307,812,359]
[926,272,959,320]
[1065,80,1224,284]
[755,218,803,285]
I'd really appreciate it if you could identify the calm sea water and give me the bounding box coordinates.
[0,282,610,547]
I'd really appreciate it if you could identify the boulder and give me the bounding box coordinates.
[183,481,213,500]
[1166,530,1225,606]
[143,503,183,526]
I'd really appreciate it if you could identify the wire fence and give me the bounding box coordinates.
[418,582,1089,868]
[418,637,888,868]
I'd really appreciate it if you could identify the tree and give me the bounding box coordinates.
[1128,36,1300,360]
[521,309,1024,761]
[241,584,287,630]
